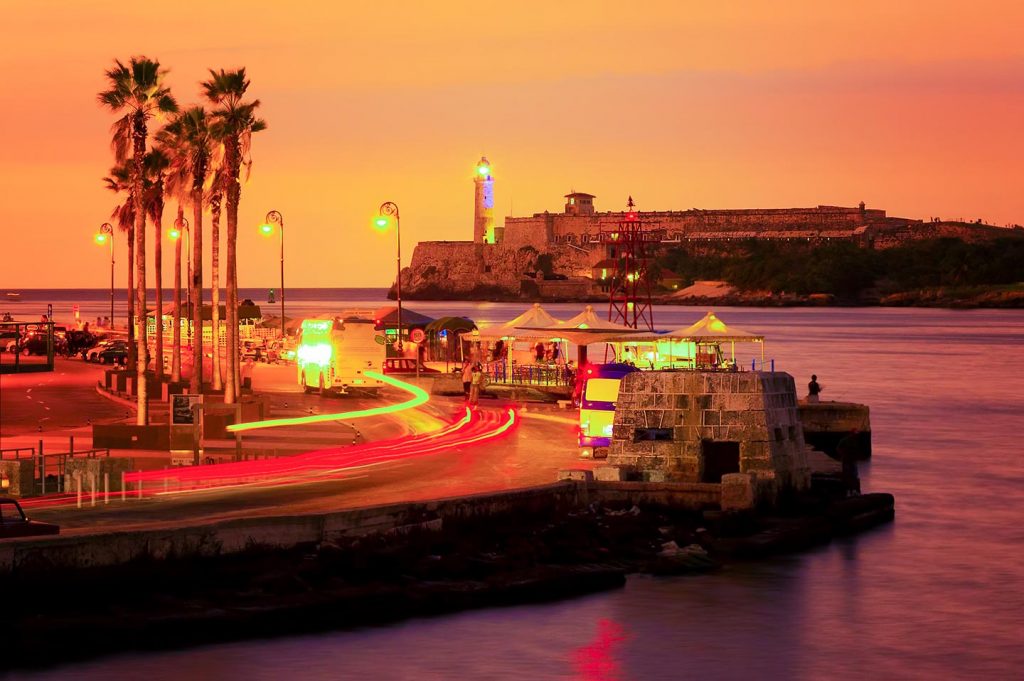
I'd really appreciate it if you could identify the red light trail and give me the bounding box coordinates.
[21,407,518,508]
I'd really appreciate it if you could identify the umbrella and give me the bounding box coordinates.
[425,316,477,334]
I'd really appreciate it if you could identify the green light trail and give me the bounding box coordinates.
[226,370,429,433]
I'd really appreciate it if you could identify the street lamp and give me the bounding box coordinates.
[259,210,286,342]
[93,223,115,328]
[375,202,403,353]
[171,216,191,314]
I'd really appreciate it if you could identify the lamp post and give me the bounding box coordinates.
[260,210,285,342]
[375,202,403,353]
[94,223,115,328]
[171,217,190,345]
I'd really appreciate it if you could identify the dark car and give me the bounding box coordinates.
[96,344,130,365]
[383,358,441,375]
[0,498,60,539]
[21,334,66,356]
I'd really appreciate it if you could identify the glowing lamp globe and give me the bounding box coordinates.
[477,165,490,176]
[94,233,107,245]
[374,216,389,231]
[167,228,181,240]
[259,223,274,236]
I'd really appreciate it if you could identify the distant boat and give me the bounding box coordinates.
[4,292,20,302]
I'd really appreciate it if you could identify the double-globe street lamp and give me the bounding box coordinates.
[375,202,403,353]
[259,210,286,342]
[93,223,116,328]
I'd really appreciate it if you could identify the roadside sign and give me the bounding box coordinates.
[374,335,387,345]
[410,328,426,344]
[171,393,202,425]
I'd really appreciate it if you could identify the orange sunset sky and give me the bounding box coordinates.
[1,1,1022,288]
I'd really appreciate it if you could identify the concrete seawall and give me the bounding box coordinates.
[0,481,737,574]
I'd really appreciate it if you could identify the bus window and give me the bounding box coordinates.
[585,378,621,403]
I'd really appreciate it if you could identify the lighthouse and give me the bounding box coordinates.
[474,156,495,244]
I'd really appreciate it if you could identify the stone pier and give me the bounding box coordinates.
[607,371,811,504]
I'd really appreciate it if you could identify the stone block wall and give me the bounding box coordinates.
[0,460,35,498]
[607,371,810,501]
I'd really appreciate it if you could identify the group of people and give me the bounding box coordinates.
[533,341,562,363]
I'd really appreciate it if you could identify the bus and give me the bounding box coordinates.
[577,363,638,458]
[296,317,386,395]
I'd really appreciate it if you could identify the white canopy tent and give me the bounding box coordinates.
[474,303,565,341]
[608,311,765,369]
[519,305,648,346]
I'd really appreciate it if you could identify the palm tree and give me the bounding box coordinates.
[207,164,227,392]
[161,106,212,394]
[158,139,191,384]
[203,68,266,403]
[103,162,137,361]
[98,57,177,425]
[144,149,171,381]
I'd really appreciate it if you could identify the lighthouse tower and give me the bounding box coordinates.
[473,156,495,244]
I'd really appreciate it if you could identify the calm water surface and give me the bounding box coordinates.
[7,296,1024,680]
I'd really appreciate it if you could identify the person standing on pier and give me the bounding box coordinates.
[808,375,823,403]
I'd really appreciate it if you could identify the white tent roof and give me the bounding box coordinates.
[518,305,648,345]
[474,303,565,341]
[619,311,764,343]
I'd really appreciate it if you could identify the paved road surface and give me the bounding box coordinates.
[4,360,587,535]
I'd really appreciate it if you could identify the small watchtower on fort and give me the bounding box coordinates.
[564,192,596,216]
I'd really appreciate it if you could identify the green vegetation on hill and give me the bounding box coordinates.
[657,238,1024,299]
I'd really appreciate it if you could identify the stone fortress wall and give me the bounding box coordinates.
[398,161,1023,299]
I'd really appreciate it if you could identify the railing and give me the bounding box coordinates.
[488,362,575,388]
[0,441,109,495]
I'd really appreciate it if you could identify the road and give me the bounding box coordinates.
[5,360,587,535]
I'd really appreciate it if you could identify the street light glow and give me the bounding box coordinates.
[94,233,107,244]
[259,223,274,235]
[167,228,181,240]
[374,216,389,230]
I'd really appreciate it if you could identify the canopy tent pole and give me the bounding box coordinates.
[761,340,765,368]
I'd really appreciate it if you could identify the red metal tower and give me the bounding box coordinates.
[600,196,655,331]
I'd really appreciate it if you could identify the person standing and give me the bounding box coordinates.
[808,374,823,403]
[469,363,484,407]
[461,359,473,397]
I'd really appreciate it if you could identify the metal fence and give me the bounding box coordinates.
[0,321,55,374]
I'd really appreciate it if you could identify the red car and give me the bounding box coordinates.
[0,498,60,539]
[382,358,441,375]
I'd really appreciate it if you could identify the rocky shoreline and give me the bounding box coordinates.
[3,484,893,670]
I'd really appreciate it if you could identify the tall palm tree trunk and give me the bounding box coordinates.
[223,148,239,403]
[153,208,164,381]
[171,205,182,382]
[132,115,148,425]
[127,223,135,362]
[210,192,223,391]
[190,187,204,394]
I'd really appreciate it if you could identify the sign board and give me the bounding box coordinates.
[374,335,388,345]
[410,328,426,344]
[171,393,202,425]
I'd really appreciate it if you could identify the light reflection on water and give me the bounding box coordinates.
[9,305,1024,681]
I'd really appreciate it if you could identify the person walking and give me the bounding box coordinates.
[461,359,473,397]
[808,374,823,403]
[469,363,485,407]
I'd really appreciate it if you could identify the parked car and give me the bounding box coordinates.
[85,339,127,362]
[0,497,60,539]
[96,344,130,365]
[0,330,20,352]
[382,358,441,375]
[20,334,64,356]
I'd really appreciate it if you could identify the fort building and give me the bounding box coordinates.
[401,159,1023,299]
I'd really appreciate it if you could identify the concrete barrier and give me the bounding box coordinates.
[0,460,35,497]
[0,480,730,575]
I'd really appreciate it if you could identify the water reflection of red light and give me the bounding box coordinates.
[572,619,629,681]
